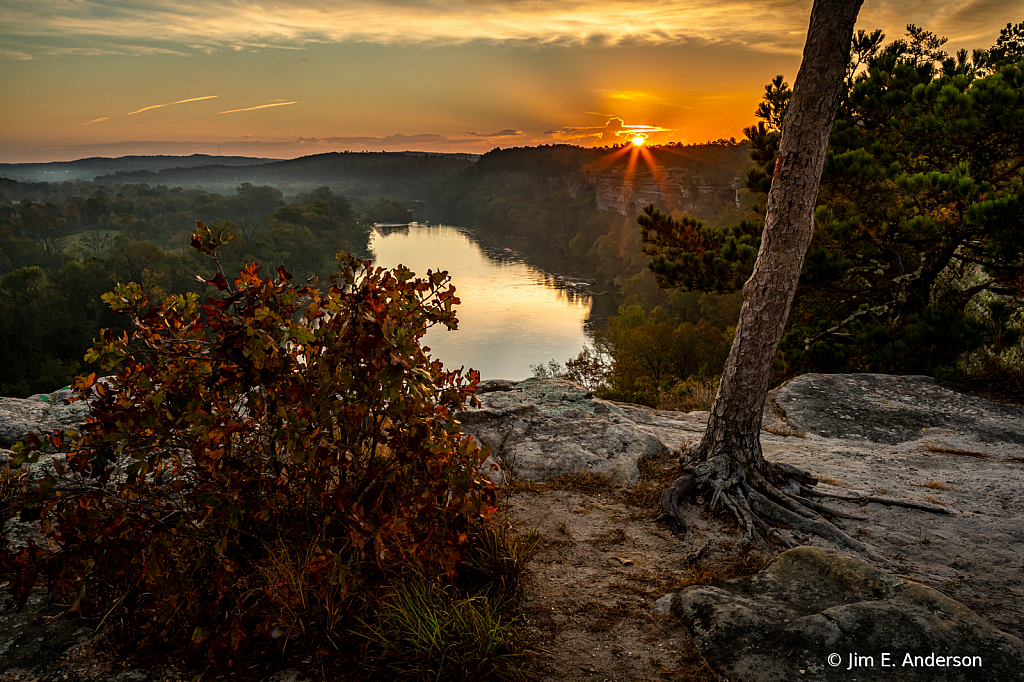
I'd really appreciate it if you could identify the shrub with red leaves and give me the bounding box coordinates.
[4,220,496,670]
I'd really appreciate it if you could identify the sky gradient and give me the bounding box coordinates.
[1,1,1019,162]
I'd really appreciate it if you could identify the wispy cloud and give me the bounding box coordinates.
[548,117,672,143]
[127,95,218,116]
[217,101,297,114]
[4,0,1015,60]
[466,129,524,138]
[0,0,812,58]
[80,117,109,125]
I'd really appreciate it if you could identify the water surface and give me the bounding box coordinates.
[370,223,598,380]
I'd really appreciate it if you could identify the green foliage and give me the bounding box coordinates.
[366,197,414,224]
[988,21,1024,68]
[4,222,498,671]
[638,205,761,293]
[590,304,735,407]
[0,261,126,397]
[640,23,1024,381]
[0,178,377,398]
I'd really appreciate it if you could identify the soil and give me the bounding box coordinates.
[505,424,1024,682]
[505,458,773,682]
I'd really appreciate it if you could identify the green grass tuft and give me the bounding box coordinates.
[356,577,533,682]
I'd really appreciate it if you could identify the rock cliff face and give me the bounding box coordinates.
[567,167,743,216]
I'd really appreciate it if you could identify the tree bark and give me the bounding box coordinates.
[693,0,864,470]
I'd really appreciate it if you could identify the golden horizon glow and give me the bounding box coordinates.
[631,135,646,146]
[1,1,1017,162]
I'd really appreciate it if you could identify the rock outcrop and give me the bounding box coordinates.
[763,373,1024,450]
[0,386,86,450]
[3,374,1023,681]
[567,167,742,216]
[655,546,1024,681]
[459,378,695,484]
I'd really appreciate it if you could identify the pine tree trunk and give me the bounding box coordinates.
[694,0,864,469]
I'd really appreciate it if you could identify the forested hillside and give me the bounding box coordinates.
[92,151,475,197]
[427,142,753,284]
[0,154,275,183]
[0,178,383,396]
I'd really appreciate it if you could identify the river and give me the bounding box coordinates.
[370,223,616,381]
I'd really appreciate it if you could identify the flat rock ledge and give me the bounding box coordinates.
[654,546,1024,682]
[459,377,700,485]
[764,373,1024,450]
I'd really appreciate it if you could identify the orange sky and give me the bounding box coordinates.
[0,1,1018,162]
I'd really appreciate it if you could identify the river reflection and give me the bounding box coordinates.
[370,223,609,380]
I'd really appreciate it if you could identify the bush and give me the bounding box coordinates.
[4,221,498,671]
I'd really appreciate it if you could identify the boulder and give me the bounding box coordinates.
[0,385,88,448]
[657,547,1024,681]
[763,373,1024,447]
[460,378,684,484]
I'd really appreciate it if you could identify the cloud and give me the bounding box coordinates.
[0,48,32,60]
[80,117,109,125]
[127,95,218,115]
[465,129,524,138]
[4,0,1014,61]
[217,101,297,114]
[547,117,672,144]
[0,0,825,59]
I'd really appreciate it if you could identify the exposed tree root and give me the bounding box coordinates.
[656,452,953,566]
[801,487,955,515]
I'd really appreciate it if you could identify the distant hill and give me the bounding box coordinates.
[73,151,478,197]
[0,154,276,183]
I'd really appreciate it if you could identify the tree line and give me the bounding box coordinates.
[553,21,1024,405]
[0,179,415,397]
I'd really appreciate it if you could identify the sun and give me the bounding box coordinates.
[632,135,646,146]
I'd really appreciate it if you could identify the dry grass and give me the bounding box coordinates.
[1,465,29,502]
[916,479,950,490]
[586,526,628,548]
[816,476,848,488]
[1,466,29,550]
[761,423,808,438]
[668,547,773,593]
[656,378,718,413]
[545,470,617,493]
[923,441,992,458]
[623,450,685,514]
[924,495,946,506]
[503,476,539,493]
[253,535,349,655]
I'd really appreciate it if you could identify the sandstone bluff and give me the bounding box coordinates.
[2,374,1023,681]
